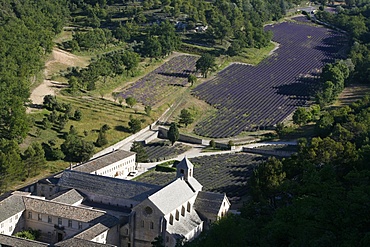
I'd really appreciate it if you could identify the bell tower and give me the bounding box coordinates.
[176,157,193,181]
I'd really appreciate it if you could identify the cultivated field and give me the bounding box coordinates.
[143,141,191,162]
[136,153,267,203]
[192,21,347,138]
[119,55,198,106]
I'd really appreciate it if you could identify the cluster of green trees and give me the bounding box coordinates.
[315,60,352,106]
[142,20,181,59]
[0,0,69,192]
[71,28,114,51]
[316,5,370,84]
[67,49,140,91]
[67,0,292,59]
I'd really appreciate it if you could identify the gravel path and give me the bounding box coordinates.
[28,48,87,112]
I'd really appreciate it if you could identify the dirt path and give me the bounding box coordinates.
[28,48,88,111]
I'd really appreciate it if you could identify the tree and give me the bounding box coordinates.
[196,53,216,78]
[0,139,23,188]
[209,140,216,149]
[74,109,82,121]
[101,124,111,132]
[227,140,234,149]
[23,142,46,178]
[213,15,232,44]
[126,97,137,108]
[145,105,152,116]
[61,134,94,162]
[130,141,148,162]
[293,107,312,126]
[179,109,194,127]
[95,128,108,147]
[114,24,131,41]
[15,229,40,241]
[143,36,162,59]
[43,95,58,110]
[187,74,197,86]
[122,50,140,76]
[250,157,286,207]
[151,236,165,247]
[128,117,142,133]
[168,122,179,146]
[68,76,79,95]
[156,20,181,56]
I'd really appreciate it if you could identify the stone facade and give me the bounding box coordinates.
[0,156,230,247]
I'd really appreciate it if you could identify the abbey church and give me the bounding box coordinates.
[0,151,230,247]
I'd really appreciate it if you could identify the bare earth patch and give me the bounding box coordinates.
[28,48,89,112]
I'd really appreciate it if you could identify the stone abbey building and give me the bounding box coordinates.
[0,151,230,247]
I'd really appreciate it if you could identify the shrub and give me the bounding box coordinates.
[155,164,176,172]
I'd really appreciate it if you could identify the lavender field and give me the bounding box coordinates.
[192,22,347,138]
[119,55,198,106]
[136,153,267,203]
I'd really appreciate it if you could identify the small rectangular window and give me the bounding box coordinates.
[1,222,4,228]
[141,220,144,228]
[28,212,32,219]
[68,220,72,228]
[150,222,154,229]
[48,216,52,223]
[58,218,62,225]
[38,214,42,221]
[78,222,82,229]
[9,218,12,223]
[9,226,12,232]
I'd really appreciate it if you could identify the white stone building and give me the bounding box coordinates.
[0,157,230,247]
[72,149,136,178]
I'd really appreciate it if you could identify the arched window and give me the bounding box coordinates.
[187,202,191,212]
[181,206,185,216]
[175,210,179,221]
[169,214,174,225]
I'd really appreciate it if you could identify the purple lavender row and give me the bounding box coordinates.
[192,22,346,138]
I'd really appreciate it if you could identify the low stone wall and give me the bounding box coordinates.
[158,127,203,145]
[242,147,293,157]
